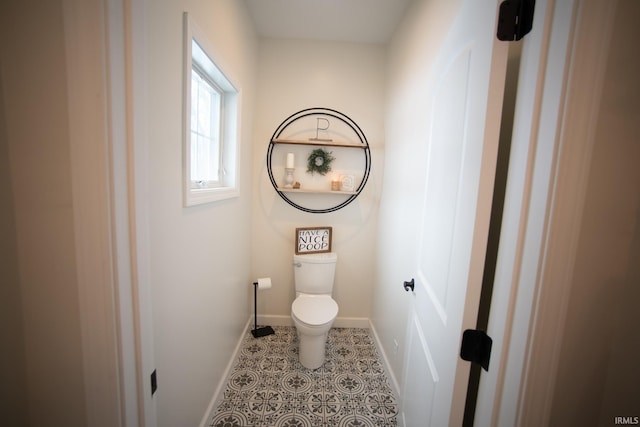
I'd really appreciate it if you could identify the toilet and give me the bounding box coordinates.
[291,252,339,369]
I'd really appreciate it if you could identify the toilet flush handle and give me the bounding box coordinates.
[293,262,302,268]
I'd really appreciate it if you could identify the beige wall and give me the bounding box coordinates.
[0,0,87,425]
[250,39,386,322]
[549,0,640,424]
[142,1,258,425]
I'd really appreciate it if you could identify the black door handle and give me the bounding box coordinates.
[404,278,415,292]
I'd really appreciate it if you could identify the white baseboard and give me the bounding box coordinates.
[256,314,292,326]
[257,314,370,329]
[199,317,252,427]
[334,317,370,328]
[369,320,401,398]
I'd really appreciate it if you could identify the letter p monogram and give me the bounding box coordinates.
[315,118,330,140]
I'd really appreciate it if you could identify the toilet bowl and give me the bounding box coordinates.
[292,294,338,369]
[291,253,338,369]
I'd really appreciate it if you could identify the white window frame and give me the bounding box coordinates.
[183,12,240,206]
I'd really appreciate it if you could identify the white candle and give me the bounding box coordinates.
[286,152,294,169]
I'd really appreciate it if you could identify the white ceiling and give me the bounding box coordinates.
[244,0,413,43]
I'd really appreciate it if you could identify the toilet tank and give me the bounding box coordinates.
[293,252,337,295]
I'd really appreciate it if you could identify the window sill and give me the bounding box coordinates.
[184,186,239,207]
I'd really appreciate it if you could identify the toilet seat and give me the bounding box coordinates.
[291,295,338,327]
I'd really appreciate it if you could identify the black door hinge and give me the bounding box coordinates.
[151,369,158,396]
[497,0,536,41]
[460,329,493,371]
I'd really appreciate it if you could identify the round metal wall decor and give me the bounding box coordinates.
[266,107,371,213]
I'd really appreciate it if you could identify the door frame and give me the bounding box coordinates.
[64,0,134,425]
[67,0,157,425]
[474,0,618,425]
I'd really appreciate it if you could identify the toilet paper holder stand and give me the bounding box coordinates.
[252,281,275,338]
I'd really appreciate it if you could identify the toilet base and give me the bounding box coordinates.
[298,331,328,370]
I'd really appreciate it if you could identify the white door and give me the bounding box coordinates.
[400,1,507,426]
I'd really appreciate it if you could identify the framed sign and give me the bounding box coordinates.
[295,227,332,254]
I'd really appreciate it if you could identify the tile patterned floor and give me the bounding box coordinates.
[208,326,398,427]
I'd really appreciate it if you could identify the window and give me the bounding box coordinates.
[183,13,239,206]
[190,63,222,187]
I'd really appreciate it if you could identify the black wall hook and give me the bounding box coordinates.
[403,278,415,292]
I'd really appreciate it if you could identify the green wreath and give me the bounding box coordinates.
[306,148,335,175]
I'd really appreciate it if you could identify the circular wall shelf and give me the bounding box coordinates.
[266,107,371,213]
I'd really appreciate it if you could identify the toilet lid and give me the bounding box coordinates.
[292,295,338,326]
